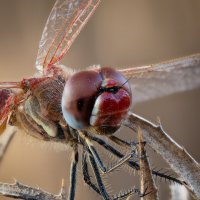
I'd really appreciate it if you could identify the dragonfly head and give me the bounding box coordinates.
[61,67,132,135]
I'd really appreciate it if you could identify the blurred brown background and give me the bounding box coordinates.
[0,0,200,199]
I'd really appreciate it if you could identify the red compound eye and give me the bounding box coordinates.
[62,67,132,135]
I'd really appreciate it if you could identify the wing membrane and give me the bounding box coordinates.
[35,0,101,71]
[118,54,200,104]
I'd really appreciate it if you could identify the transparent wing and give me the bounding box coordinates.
[35,0,101,71]
[118,54,200,104]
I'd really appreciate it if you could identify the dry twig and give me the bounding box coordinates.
[0,180,66,200]
[138,128,158,200]
[0,126,67,200]
[124,113,200,199]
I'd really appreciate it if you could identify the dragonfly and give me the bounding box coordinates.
[0,0,200,200]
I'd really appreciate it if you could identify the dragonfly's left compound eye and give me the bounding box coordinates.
[61,70,102,129]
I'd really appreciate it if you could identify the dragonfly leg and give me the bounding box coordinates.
[81,149,101,195]
[88,135,140,170]
[88,135,183,185]
[86,138,135,174]
[108,135,147,160]
[85,136,151,199]
[82,147,143,200]
[79,130,137,174]
[108,135,137,148]
[68,145,78,200]
[88,151,111,200]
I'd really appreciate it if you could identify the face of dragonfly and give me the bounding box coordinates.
[0,1,200,200]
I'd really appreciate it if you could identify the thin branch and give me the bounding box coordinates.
[124,112,200,199]
[0,180,66,200]
[0,125,67,200]
[0,125,16,162]
[138,128,158,200]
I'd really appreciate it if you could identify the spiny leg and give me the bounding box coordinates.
[82,148,101,195]
[87,151,111,200]
[80,131,136,174]
[83,147,138,199]
[80,134,147,199]
[108,135,134,147]
[108,136,182,184]
[86,139,134,174]
[88,135,183,185]
[68,145,79,200]
[85,146,145,200]
[83,137,151,199]
[88,134,140,170]
[108,135,146,154]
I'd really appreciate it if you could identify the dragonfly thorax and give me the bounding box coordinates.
[61,67,132,135]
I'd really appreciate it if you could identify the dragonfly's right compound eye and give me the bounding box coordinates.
[61,70,102,129]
